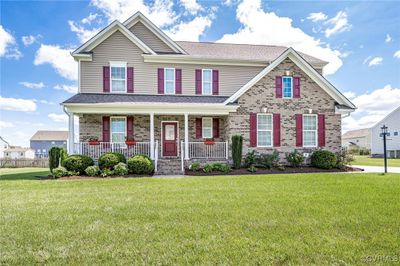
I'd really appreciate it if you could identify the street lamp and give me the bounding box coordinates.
[381,124,388,173]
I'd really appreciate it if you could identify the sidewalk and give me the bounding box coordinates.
[352,165,400,173]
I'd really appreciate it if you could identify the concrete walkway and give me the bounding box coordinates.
[352,165,400,173]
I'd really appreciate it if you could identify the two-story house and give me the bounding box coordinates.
[62,12,356,174]
[30,130,68,158]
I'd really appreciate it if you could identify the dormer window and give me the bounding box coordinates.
[164,68,175,94]
[110,62,127,93]
[202,69,212,95]
[282,76,293,98]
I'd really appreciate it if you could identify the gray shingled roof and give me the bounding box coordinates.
[63,93,229,104]
[30,131,68,141]
[342,128,371,139]
[176,41,327,65]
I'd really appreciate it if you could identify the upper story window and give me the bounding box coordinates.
[303,115,317,147]
[110,62,127,93]
[202,118,213,139]
[282,76,293,98]
[257,114,273,147]
[202,69,212,95]
[111,117,126,143]
[164,68,175,94]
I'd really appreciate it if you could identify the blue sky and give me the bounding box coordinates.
[1,0,399,146]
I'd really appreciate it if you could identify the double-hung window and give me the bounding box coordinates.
[202,118,213,139]
[257,114,273,147]
[202,69,212,95]
[164,68,175,94]
[303,115,317,147]
[110,62,127,92]
[111,117,126,143]
[282,76,293,98]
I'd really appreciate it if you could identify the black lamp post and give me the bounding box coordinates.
[381,125,388,173]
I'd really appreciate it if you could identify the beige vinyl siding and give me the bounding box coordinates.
[129,21,174,53]
[80,30,265,96]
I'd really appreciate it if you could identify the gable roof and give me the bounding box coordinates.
[224,47,356,110]
[72,20,155,58]
[30,130,68,141]
[0,136,10,145]
[342,128,371,139]
[371,105,400,130]
[123,11,186,54]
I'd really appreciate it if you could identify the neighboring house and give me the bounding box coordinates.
[62,12,356,174]
[342,128,371,149]
[3,147,35,159]
[0,136,10,158]
[30,130,68,158]
[371,106,400,158]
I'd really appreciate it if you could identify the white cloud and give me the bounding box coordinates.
[54,84,78,93]
[385,34,392,43]
[217,0,343,75]
[81,13,99,24]
[362,55,371,65]
[368,57,383,67]
[33,99,55,105]
[34,44,77,81]
[48,113,68,123]
[21,34,41,46]
[166,16,212,41]
[394,50,400,59]
[307,12,327,22]
[19,81,45,89]
[324,11,351,38]
[0,121,15,129]
[68,21,101,43]
[0,25,22,59]
[180,0,202,15]
[343,91,356,99]
[0,96,37,112]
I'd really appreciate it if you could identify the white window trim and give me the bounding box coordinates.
[110,116,127,143]
[202,117,213,139]
[164,67,176,94]
[110,61,127,93]
[257,113,273,147]
[282,76,293,99]
[302,114,318,148]
[202,69,213,95]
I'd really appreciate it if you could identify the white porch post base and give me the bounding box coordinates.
[184,113,189,160]
[68,113,74,154]
[150,113,155,160]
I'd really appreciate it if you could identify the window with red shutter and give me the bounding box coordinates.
[275,76,282,98]
[103,66,110,93]
[318,114,325,147]
[157,68,164,94]
[195,69,202,95]
[273,113,281,147]
[127,67,134,93]
[213,118,220,138]
[102,116,110,142]
[250,113,257,147]
[296,114,303,147]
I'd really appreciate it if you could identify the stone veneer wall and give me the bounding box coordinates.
[227,58,341,157]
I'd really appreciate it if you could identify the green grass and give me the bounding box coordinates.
[353,155,400,167]
[0,167,49,180]
[1,169,399,264]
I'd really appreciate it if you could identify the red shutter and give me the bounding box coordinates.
[127,116,134,139]
[213,118,220,138]
[293,77,300,98]
[158,68,164,94]
[103,66,110,93]
[195,69,202,95]
[175,69,182,94]
[212,70,219,95]
[296,114,303,147]
[250,113,257,147]
[196,118,202,139]
[318,114,325,147]
[275,76,282,98]
[273,113,281,147]
[127,67,134,93]
[102,116,110,142]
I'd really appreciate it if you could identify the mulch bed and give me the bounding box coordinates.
[185,166,363,176]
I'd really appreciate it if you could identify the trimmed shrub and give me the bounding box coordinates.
[285,150,305,167]
[247,165,257,173]
[190,162,201,171]
[53,166,67,178]
[203,164,213,173]
[114,162,129,176]
[231,135,243,169]
[101,168,114,177]
[311,150,337,169]
[59,148,68,166]
[49,147,61,174]
[108,152,126,163]
[211,163,231,173]
[256,150,279,169]
[336,149,354,169]
[244,150,257,168]
[98,153,120,170]
[63,155,94,174]
[85,165,100,176]
[127,155,154,175]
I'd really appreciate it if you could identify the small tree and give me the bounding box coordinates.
[231,135,243,169]
[49,147,61,174]
[59,148,68,166]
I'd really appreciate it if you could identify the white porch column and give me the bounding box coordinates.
[68,113,75,154]
[184,113,189,160]
[150,112,155,159]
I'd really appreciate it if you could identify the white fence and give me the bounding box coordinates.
[187,141,228,159]
[74,142,150,160]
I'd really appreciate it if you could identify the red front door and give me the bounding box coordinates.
[162,122,178,157]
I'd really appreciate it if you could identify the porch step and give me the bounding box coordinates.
[156,159,183,175]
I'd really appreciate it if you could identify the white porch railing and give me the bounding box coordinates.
[187,141,229,159]
[73,142,150,160]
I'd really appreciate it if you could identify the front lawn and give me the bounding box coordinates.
[353,155,400,167]
[0,167,49,180]
[1,171,399,264]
